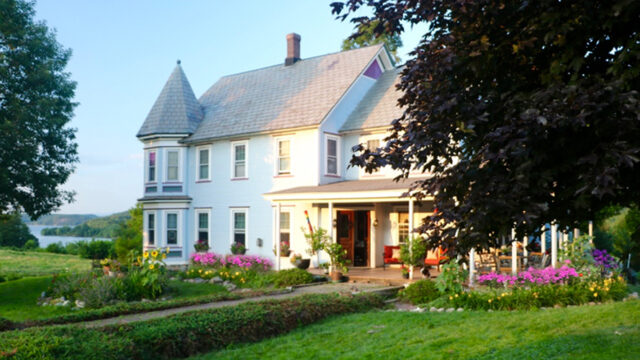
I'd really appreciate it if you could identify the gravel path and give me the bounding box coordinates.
[82,283,394,328]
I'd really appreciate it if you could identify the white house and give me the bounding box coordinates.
[136,34,434,269]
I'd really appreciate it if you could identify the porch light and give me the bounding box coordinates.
[332,218,337,228]
[373,219,379,227]
[257,238,263,247]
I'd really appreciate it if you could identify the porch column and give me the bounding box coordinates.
[408,198,414,280]
[276,202,281,271]
[522,235,528,267]
[551,223,558,268]
[469,248,476,287]
[574,228,580,239]
[511,228,517,275]
[563,230,569,256]
[328,201,334,242]
[540,226,546,254]
[588,221,593,243]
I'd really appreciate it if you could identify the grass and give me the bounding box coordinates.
[0,275,228,322]
[192,300,640,360]
[0,249,91,278]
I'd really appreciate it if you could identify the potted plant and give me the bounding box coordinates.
[273,240,291,257]
[100,258,111,275]
[323,242,349,281]
[194,239,209,253]
[320,262,330,274]
[400,237,428,279]
[303,227,330,268]
[231,242,246,255]
[401,265,410,279]
[290,252,310,270]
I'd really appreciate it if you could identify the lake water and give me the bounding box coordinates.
[27,225,110,248]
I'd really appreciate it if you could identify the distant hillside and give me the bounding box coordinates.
[41,211,130,238]
[23,214,98,226]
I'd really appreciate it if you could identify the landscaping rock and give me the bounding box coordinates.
[193,278,206,284]
[210,276,223,284]
[553,304,562,309]
[588,302,596,306]
[446,308,455,313]
[629,292,638,299]
[222,281,237,291]
[411,307,425,313]
[75,300,85,309]
[488,309,493,312]
[456,308,464,312]
[437,308,444,313]
[430,307,438,312]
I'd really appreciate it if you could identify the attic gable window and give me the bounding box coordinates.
[363,59,382,80]
[325,135,339,176]
[232,141,248,179]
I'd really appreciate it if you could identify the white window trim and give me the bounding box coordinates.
[143,210,157,247]
[163,210,182,247]
[359,134,384,177]
[231,140,249,179]
[146,150,157,184]
[195,208,211,247]
[279,207,292,242]
[196,145,211,181]
[325,134,340,176]
[230,208,249,248]
[274,137,292,176]
[164,148,182,183]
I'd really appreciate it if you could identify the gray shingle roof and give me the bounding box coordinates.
[339,67,403,132]
[184,45,383,143]
[137,64,204,137]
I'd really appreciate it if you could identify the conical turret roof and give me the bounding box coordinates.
[137,62,203,137]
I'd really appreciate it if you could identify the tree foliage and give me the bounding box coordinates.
[0,0,78,219]
[0,212,37,248]
[341,19,402,62]
[332,0,640,254]
[114,204,142,262]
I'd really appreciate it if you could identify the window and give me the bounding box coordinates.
[279,210,291,246]
[197,147,210,181]
[231,209,247,246]
[196,210,210,245]
[232,142,247,178]
[166,150,179,181]
[147,151,156,182]
[147,213,155,245]
[326,135,339,175]
[364,138,381,174]
[167,212,178,245]
[277,139,291,175]
[398,212,409,243]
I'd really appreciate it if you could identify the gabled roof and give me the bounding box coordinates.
[183,45,383,143]
[339,67,403,132]
[137,63,204,138]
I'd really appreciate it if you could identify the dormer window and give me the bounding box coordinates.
[147,151,156,182]
[166,150,179,181]
[325,135,340,176]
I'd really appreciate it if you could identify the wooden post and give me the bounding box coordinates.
[276,202,281,271]
[551,223,558,268]
[511,228,518,275]
[469,248,476,287]
[408,199,414,280]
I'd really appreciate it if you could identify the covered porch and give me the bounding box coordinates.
[264,177,434,279]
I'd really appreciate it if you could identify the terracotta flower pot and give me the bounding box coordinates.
[330,271,342,281]
[102,266,110,275]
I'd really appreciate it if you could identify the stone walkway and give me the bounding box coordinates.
[83,283,398,328]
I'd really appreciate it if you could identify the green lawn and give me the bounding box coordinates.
[0,275,227,322]
[0,249,92,278]
[193,300,640,360]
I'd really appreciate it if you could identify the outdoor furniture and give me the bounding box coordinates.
[424,247,449,271]
[382,245,402,270]
[527,252,550,269]
[475,252,498,274]
[499,255,521,273]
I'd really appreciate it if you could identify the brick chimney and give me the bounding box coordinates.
[285,33,301,66]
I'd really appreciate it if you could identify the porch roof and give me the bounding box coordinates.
[264,177,431,202]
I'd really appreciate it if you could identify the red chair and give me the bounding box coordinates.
[424,247,449,271]
[383,245,402,270]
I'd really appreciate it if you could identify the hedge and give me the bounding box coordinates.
[1,288,286,332]
[0,293,384,360]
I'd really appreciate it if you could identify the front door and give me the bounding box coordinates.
[336,210,370,267]
[337,211,354,262]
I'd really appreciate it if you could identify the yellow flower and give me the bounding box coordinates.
[449,296,453,300]
[151,250,159,258]
[137,256,142,264]
[593,292,598,297]
[166,247,170,254]
[454,294,459,298]
[162,254,167,259]
[198,269,203,273]
[149,264,155,270]
[589,288,594,292]
[235,272,240,276]
[143,252,149,259]
[501,293,507,297]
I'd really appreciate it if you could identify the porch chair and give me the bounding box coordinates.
[424,247,449,272]
[475,252,498,274]
[382,245,402,270]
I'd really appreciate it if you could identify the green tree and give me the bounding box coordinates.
[0,213,37,248]
[341,20,402,62]
[600,206,640,270]
[333,0,640,253]
[0,0,78,219]
[114,204,142,262]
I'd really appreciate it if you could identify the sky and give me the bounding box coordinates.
[33,0,426,216]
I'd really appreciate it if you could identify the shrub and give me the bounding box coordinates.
[0,318,16,332]
[272,268,314,288]
[45,242,66,254]
[78,276,119,308]
[0,213,37,248]
[435,262,467,294]
[23,239,39,250]
[77,240,114,260]
[399,279,440,305]
[0,293,385,359]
